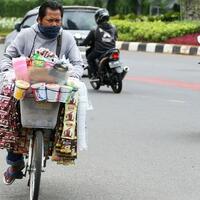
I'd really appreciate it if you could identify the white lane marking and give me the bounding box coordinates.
[168,99,185,103]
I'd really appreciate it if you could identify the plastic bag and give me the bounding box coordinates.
[77,82,93,151]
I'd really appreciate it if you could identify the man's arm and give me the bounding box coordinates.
[115,27,118,40]
[80,29,95,46]
[65,33,84,79]
[112,25,118,41]
[0,30,25,72]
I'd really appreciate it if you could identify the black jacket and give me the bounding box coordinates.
[81,22,118,54]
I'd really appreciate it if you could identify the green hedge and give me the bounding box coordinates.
[0,0,39,17]
[0,0,76,17]
[1,17,200,43]
[111,12,180,22]
[111,20,200,42]
[0,17,22,33]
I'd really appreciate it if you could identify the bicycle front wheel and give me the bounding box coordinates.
[29,130,43,200]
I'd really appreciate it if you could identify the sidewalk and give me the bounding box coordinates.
[1,36,200,56]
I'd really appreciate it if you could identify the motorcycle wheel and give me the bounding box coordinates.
[90,80,101,90]
[111,74,122,93]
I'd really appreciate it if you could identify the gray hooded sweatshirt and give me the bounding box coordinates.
[0,24,83,78]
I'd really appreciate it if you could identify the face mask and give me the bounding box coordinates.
[38,24,61,39]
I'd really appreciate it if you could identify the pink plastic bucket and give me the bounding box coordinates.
[12,57,29,81]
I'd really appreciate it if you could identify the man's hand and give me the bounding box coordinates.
[67,77,80,88]
[35,48,57,58]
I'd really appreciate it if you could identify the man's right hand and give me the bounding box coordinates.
[35,48,58,58]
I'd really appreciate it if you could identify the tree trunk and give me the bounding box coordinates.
[181,0,200,20]
[136,0,142,15]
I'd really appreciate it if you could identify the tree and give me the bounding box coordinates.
[181,0,200,20]
[107,0,117,15]
[37,0,44,4]
[94,0,103,7]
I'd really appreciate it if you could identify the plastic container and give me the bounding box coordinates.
[46,84,60,102]
[13,80,30,100]
[20,98,60,129]
[12,57,29,81]
[59,85,73,103]
[31,82,46,101]
[77,82,89,151]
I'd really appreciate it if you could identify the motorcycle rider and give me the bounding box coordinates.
[81,8,118,79]
[0,0,83,185]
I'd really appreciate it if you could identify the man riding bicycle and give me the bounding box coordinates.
[0,0,83,185]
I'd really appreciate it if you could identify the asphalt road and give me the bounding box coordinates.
[1,44,200,200]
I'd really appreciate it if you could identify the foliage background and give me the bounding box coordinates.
[111,19,200,42]
[0,0,178,17]
[1,0,200,43]
[0,0,105,17]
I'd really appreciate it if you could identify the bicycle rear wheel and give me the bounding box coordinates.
[29,130,43,200]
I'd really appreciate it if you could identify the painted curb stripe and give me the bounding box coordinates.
[0,37,199,56]
[155,44,164,53]
[138,43,146,51]
[121,42,129,50]
[146,43,156,52]
[116,41,123,49]
[128,42,140,51]
[116,41,200,56]
[163,44,173,54]
[180,45,191,54]
[189,47,198,55]
[172,46,181,54]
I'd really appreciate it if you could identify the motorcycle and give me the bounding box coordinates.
[87,48,129,94]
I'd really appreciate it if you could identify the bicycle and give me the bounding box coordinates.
[20,98,60,200]
[0,65,81,200]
